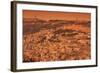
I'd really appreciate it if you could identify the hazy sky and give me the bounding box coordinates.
[23,10,91,21]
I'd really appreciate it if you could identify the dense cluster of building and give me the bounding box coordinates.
[23,17,91,62]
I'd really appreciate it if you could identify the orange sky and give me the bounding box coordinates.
[23,10,91,21]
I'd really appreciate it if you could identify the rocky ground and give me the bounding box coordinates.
[23,18,91,62]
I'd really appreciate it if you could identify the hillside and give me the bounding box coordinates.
[23,18,91,62]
